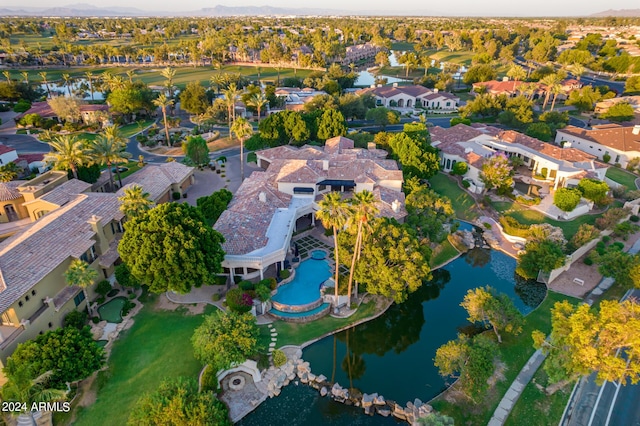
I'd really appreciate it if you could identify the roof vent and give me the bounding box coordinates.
[258,192,266,203]
[502,76,509,82]
[391,199,400,213]
[322,160,329,171]
[633,125,640,136]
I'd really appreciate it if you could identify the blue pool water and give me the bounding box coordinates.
[270,303,331,318]
[272,250,331,306]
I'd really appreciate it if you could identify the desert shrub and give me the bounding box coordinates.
[225,288,252,313]
[272,349,287,367]
[516,195,541,206]
[568,223,600,252]
[64,310,88,329]
[613,222,639,240]
[595,207,630,230]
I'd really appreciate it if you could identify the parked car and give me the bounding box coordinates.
[111,167,129,173]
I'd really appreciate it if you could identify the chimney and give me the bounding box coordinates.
[391,199,400,213]
[502,76,509,82]
[434,88,439,93]
[258,192,266,203]
[392,82,398,87]
[322,160,329,171]
[370,84,375,88]
[87,215,108,255]
[633,125,640,136]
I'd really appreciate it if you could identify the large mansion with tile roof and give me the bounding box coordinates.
[0,162,194,380]
[556,124,640,168]
[213,136,406,281]
[356,85,459,110]
[432,124,607,194]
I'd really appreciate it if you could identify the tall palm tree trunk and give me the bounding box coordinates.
[550,93,559,112]
[162,107,170,146]
[106,160,115,192]
[333,226,340,307]
[115,167,124,190]
[70,164,79,180]
[347,220,363,303]
[240,137,245,182]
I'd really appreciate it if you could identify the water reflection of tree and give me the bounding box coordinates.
[338,269,451,357]
[341,328,367,387]
[514,273,547,309]
[465,248,492,268]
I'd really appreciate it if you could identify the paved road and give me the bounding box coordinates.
[0,132,50,153]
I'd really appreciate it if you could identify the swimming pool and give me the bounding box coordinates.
[98,297,127,323]
[271,250,331,307]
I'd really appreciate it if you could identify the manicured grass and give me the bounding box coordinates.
[605,167,638,190]
[73,298,216,426]
[74,132,98,141]
[270,300,379,347]
[429,172,479,222]
[391,42,415,51]
[492,201,598,241]
[117,161,143,179]
[432,291,579,426]
[505,366,574,426]
[430,239,459,268]
[119,120,155,138]
[423,49,475,66]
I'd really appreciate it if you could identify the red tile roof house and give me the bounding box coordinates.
[431,124,607,194]
[15,101,110,126]
[213,135,406,282]
[357,85,444,109]
[471,79,544,98]
[555,124,640,168]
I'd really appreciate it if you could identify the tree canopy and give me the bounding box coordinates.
[388,132,439,179]
[516,239,566,279]
[196,188,233,225]
[554,187,582,212]
[182,135,209,166]
[316,108,347,140]
[191,311,260,372]
[577,178,610,205]
[119,202,225,294]
[179,81,209,115]
[480,154,513,193]
[405,187,455,243]
[461,286,524,343]
[128,376,232,426]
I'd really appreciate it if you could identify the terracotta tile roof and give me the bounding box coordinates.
[0,181,24,201]
[430,124,484,145]
[498,130,596,162]
[423,92,460,101]
[17,153,44,164]
[465,151,486,168]
[0,193,122,312]
[118,163,194,202]
[16,101,109,120]
[324,136,354,155]
[557,124,640,153]
[357,85,433,99]
[472,80,526,94]
[37,179,92,206]
[256,145,325,162]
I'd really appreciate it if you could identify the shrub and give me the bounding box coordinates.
[13,99,31,113]
[128,293,136,300]
[540,168,548,178]
[584,257,594,265]
[200,364,218,392]
[259,277,277,291]
[631,215,639,222]
[122,300,136,316]
[95,280,112,297]
[603,153,611,163]
[595,207,630,230]
[255,283,272,302]
[172,191,181,200]
[462,180,471,188]
[92,316,100,324]
[211,293,221,302]
[239,280,255,291]
[225,288,252,313]
[279,269,291,280]
[115,263,141,288]
[64,310,88,329]
[272,349,287,367]
[499,216,530,238]
[96,296,106,305]
[602,235,611,243]
[554,187,582,212]
[516,195,541,206]
[451,162,468,176]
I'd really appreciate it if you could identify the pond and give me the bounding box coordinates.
[239,248,546,425]
[356,51,408,87]
[39,78,105,101]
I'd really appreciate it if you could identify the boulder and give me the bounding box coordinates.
[364,405,374,416]
[374,395,386,405]
[377,408,391,417]
[361,393,375,408]
[320,387,327,397]
[273,388,281,397]
[392,405,406,420]
[316,374,327,383]
[307,373,316,382]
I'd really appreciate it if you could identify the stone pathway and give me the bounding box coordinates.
[267,323,278,354]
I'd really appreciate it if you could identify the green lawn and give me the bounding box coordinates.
[117,161,143,179]
[492,201,598,240]
[423,49,475,66]
[430,239,459,268]
[271,300,380,347]
[432,291,579,426]
[429,173,479,222]
[73,297,216,426]
[391,42,415,51]
[605,167,638,190]
[119,120,156,138]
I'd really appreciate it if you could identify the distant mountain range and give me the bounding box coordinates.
[589,9,640,17]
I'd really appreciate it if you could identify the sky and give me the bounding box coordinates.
[2,1,639,16]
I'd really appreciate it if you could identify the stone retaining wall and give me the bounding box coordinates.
[271,297,322,313]
[267,304,330,323]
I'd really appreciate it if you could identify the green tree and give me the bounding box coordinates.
[230,117,253,181]
[246,91,268,123]
[128,376,231,426]
[0,162,21,182]
[191,311,260,371]
[375,51,390,67]
[554,187,582,212]
[182,135,209,166]
[64,259,98,315]
[461,286,524,343]
[153,93,173,146]
[463,64,497,84]
[533,300,640,389]
[365,107,399,129]
[480,154,513,192]
[624,76,640,95]
[592,244,640,288]
[5,326,104,389]
[179,81,209,115]
[600,102,635,123]
[577,178,610,205]
[316,109,347,140]
[451,161,468,176]
[119,203,225,294]
[388,132,439,179]
[196,189,233,225]
[46,96,82,123]
[405,187,455,243]
[346,190,378,302]
[91,133,131,192]
[107,86,154,121]
[160,67,177,112]
[118,184,153,219]
[316,192,351,305]
[566,86,602,112]
[516,239,566,279]
[434,333,498,402]
[354,218,431,303]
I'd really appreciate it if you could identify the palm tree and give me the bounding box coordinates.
[102,125,130,187]
[91,135,132,192]
[246,92,268,123]
[316,192,351,307]
[44,135,92,180]
[84,71,95,101]
[549,83,563,112]
[571,64,585,81]
[222,83,241,130]
[507,65,527,82]
[346,190,378,303]
[541,74,562,111]
[20,71,29,85]
[2,70,11,84]
[62,73,73,97]
[1,367,67,426]
[126,70,135,84]
[64,259,98,316]
[153,93,174,146]
[39,71,51,98]
[160,67,176,114]
[118,184,153,219]
[230,117,253,181]
[210,73,225,94]
[0,162,21,182]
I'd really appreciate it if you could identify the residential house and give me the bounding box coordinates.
[16,102,110,126]
[274,87,328,112]
[421,91,460,112]
[342,43,384,65]
[471,79,542,98]
[214,136,406,281]
[357,84,446,109]
[594,96,640,115]
[117,162,195,204]
[556,124,640,168]
[432,124,606,193]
